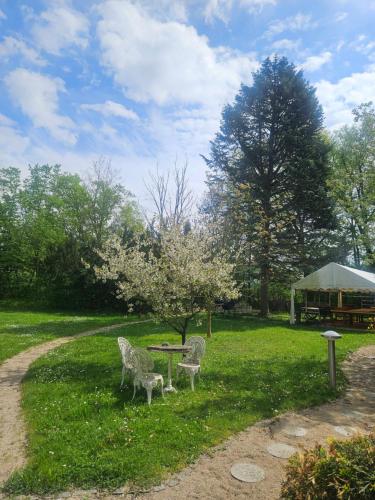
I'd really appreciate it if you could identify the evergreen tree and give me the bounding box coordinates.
[205,57,336,315]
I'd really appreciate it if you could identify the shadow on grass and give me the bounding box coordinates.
[0,300,127,316]
[24,352,338,415]
[211,314,373,336]
[0,317,143,338]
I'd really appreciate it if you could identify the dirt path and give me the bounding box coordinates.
[0,320,149,486]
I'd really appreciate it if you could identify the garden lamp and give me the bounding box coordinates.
[321,330,342,389]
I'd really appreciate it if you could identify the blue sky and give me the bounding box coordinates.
[1,0,374,202]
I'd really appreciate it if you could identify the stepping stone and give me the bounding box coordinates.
[342,410,365,419]
[267,443,297,459]
[153,484,166,492]
[230,463,266,483]
[282,426,307,437]
[334,425,356,437]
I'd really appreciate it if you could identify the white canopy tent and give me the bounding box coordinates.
[290,263,375,324]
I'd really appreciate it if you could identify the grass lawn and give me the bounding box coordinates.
[0,304,135,364]
[4,316,374,495]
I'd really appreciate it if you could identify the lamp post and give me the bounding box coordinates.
[321,330,342,388]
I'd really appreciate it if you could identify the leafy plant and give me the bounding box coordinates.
[281,434,375,499]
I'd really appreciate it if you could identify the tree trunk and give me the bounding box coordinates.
[259,211,271,317]
[259,264,270,317]
[207,308,212,338]
[181,330,186,345]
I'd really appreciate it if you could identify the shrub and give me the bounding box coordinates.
[281,434,375,499]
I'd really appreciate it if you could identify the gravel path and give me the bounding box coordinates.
[1,341,374,499]
[0,320,149,485]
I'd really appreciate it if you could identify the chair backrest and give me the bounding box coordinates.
[129,348,154,378]
[118,337,133,368]
[185,336,206,364]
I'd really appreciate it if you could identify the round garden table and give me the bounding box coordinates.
[147,344,192,393]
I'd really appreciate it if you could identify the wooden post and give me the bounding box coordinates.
[207,308,212,338]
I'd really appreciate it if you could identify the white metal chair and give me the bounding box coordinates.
[130,348,164,405]
[176,336,206,391]
[117,337,133,389]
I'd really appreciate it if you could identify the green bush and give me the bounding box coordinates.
[281,434,375,499]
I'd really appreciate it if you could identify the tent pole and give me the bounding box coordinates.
[290,288,295,325]
[338,290,343,308]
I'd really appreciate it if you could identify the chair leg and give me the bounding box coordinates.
[161,379,165,399]
[146,386,152,405]
[120,365,126,389]
[132,381,137,401]
[189,371,195,391]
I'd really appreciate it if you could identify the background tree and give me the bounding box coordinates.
[329,102,375,269]
[205,56,336,315]
[0,167,24,296]
[145,163,194,231]
[94,225,239,343]
[0,162,144,308]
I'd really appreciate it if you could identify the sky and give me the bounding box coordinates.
[0,0,375,203]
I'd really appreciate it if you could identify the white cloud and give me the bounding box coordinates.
[31,2,89,55]
[203,0,232,22]
[81,100,139,120]
[4,69,77,145]
[271,38,301,52]
[239,0,277,12]
[97,0,257,106]
[336,40,345,52]
[300,51,332,72]
[0,36,46,66]
[0,9,6,20]
[95,0,260,201]
[316,70,375,129]
[334,11,348,22]
[148,106,220,170]
[204,0,276,22]
[135,0,188,21]
[0,114,30,167]
[131,1,277,24]
[349,35,375,58]
[0,114,15,127]
[264,13,317,39]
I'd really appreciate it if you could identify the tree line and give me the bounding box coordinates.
[1,57,374,315]
[0,159,144,308]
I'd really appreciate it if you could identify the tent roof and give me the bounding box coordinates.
[292,263,375,292]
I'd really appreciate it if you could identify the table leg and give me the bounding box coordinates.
[164,353,177,393]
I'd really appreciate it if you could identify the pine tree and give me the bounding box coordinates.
[205,56,336,315]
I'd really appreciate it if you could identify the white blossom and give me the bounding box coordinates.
[93,225,239,341]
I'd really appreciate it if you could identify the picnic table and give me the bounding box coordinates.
[331,308,375,325]
[147,344,191,393]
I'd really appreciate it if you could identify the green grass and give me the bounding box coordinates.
[4,316,374,495]
[0,304,136,364]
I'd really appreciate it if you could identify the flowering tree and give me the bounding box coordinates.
[94,225,239,343]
